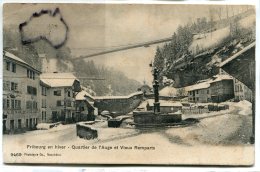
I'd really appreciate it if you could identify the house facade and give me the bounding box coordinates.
[75,90,96,121]
[233,78,253,102]
[187,75,234,103]
[3,51,41,133]
[40,73,81,123]
[187,82,211,103]
[210,75,234,103]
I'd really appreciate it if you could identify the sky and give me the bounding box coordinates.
[3,3,247,85]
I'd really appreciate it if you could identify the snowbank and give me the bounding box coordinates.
[36,122,61,130]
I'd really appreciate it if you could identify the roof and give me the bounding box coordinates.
[187,82,210,91]
[3,51,41,73]
[218,42,255,67]
[187,74,233,91]
[147,99,182,107]
[95,91,143,100]
[40,73,79,87]
[210,74,233,83]
[159,86,177,97]
[75,90,94,101]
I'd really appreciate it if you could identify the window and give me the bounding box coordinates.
[6,99,10,108]
[27,86,37,95]
[68,91,71,97]
[6,61,10,71]
[27,69,35,80]
[54,90,61,96]
[42,86,47,96]
[26,101,31,109]
[42,99,47,108]
[42,111,45,121]
[11,82,18,91]
[11,99,15,109]
[207,89,209,94]
[12,63,16,73]
[57,100,62,106]
[3,81,10,91]
[27,69,30,78]
[196,90,198,94]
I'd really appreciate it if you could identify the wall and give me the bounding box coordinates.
[3,57,41,133]
[210,80,234,102]
[94,93,143,115]
[188,88,210,103]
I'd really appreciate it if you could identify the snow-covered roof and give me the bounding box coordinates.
[187,74,233,91]
[3,51,40,73]
[75,90,94,101]
[159,86,177,97]
[147,99,182,107]
[187,82,210,91]
[4,51,28,64]
[210,74,233,83]
[95,91,143,100]
[40,73,79,87]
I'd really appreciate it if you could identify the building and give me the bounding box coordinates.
[187,82,211,103]
[75,89,96,121]
[3,51,41,133]
[40,73,81,123]
[187,75,234,103]
[210,75,234,103]
[233,78,253,102]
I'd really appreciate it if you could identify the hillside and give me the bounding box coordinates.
[153,9,255,88]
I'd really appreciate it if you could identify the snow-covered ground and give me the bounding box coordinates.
[3,101,252,145]
[3,101,254,164]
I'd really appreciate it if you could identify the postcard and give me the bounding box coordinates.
[2,3,255,165]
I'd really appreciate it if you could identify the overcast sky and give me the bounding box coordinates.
[4,3,246,85]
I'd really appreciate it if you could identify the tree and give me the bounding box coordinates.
[176,88,187,97]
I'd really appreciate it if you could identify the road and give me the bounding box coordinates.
[3,101,253,146]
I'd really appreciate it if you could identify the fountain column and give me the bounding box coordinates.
[153,67,160,113]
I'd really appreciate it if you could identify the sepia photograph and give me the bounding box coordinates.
[2,3,256,165]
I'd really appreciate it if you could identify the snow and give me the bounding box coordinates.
[95,91,143,100]
[3,101,253,164]
[40,73,79,87]
[159,86,177,97]
[232,100,252,116]
[4,51,29,65]
[186,82,210,91]
[75,90,94,101]
[239,14,255,29]
[186,74,233,91]
[210,74,233,83]
[189,27,230,55]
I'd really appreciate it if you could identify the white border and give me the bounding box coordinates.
[0,0,259,171]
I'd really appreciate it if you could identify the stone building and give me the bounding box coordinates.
[187,82,211,103]
[75,89,96,121]
[233,78,253,102]
[187,75,234,103]
[40,73,81,123]
[3,51,41,133]
[210,75,234,103]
